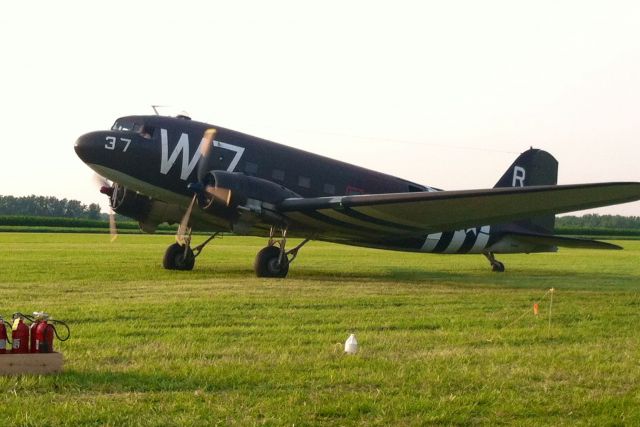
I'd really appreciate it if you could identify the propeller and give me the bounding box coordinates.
[93,173,118,242]
[176,195,196,246]
[197,128,218,182]
[203,186,232,207]
[108,208,117,242]
[92,173,111,192]
[174,128,225,245]
[197,128,232,207]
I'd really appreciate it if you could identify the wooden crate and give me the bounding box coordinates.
[0,352,63,375]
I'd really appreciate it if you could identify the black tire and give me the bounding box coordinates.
[492,261,505,273]
[163,243,195,271]
[254,246,289,278]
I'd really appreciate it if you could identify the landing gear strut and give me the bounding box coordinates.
[254,227,310,278]
[163,232,220,271]
[484,252,505,272]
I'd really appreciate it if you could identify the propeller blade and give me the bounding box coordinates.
[109,209,117,242]
[93,174,113,195]
[94,174,117,241]
[204,186,232,207]
[176,195,197,245]
[197,128,218,183]
[93,173,113,189]
[93,173,109,187]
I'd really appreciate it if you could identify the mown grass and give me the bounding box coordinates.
[0,233,639,426]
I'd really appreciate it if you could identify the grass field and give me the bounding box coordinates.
[0,233,639,426]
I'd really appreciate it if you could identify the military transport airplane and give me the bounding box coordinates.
[74,113,640,277]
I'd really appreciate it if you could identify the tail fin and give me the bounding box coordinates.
[490,149,625,253]
[494,148,558,234]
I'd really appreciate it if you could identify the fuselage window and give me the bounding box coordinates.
[272,169,285,181]
[298,176,311,189]
[323,183,336,195]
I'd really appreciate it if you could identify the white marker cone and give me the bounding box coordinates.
[344,334,358,354]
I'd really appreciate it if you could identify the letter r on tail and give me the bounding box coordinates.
[512,166,526,187]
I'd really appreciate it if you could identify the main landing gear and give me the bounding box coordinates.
[163,233,220,271]
[484,252,505,272]
[254,227,310,278]
[162,226,310,277]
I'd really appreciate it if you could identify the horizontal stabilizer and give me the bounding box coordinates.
[505,232,622,250]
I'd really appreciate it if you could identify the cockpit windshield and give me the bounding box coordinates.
[111,120,134,131]
[111,119,155,139]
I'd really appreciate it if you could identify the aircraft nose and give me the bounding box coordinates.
[74,131,105,163]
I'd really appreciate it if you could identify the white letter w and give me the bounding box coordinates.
[160,129,202,180]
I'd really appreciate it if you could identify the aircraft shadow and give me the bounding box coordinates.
[192,265,636,291]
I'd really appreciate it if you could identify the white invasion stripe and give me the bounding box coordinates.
[469,226,491,253]
[443,230,468,253]
[420,232,442,252]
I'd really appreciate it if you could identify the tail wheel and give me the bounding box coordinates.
[254,246,289,278]
[484,252,505,273]
[163,243,195,271]
[491,261,505,272]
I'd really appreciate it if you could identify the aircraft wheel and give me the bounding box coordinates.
[254,246,289,278]
[163,243,195,271]
[491,261,505,273]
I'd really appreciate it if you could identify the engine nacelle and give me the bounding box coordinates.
[110,183,152,222]
[110,184,183,233]
[198,171,299,231]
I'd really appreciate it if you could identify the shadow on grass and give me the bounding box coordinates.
[182,262,639,292]
[279,266,636,291]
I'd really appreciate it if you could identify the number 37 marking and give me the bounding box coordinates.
[105,136,132,152]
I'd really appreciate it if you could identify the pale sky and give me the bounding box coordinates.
[1,1,639,215]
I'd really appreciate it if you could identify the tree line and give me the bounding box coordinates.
[556,214,640,230]
[0,195,102,220]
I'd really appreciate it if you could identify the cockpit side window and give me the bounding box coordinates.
[139,126,155,139]
[111,120,135,131]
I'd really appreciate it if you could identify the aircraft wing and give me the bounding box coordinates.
[277,182,640,239]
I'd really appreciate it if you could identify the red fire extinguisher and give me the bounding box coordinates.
[34,315,55,353]
[11,314,30,353]
[29,312,44,353]
[0,317,10,354]
[31,313,70,353]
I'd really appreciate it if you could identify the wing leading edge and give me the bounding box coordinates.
[277,182,640,239]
